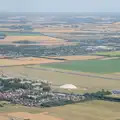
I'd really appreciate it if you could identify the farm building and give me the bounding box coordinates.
[112,90,120,94]
[0,33,6,39]
[60,84,77,90]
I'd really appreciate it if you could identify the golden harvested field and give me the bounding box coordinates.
[4,36,62,42]
[0,57,62,66]
[45,101,120,120]
[51,55,104,61]
[0,101,120,120]
[0,112,63,120]
[0,36,72,46]
[0,115,8,120]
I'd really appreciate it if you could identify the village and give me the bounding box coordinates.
[0,77,86,107]
[0,77,120,108]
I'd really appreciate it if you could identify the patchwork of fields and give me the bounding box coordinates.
[0,56,120,93]
[1,13,120,120]
[0,31,74,46]
[0,26,120,120]
[1,64,120,93]
[0,56,120,120]
[0,56,102,67]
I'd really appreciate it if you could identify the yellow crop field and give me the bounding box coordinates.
[0,57,62,66]
[0,36,72,46]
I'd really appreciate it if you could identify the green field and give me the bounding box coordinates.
[41,59,120,74]
[95,51,120,57]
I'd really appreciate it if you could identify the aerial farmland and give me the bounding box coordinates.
[0,12,120,120]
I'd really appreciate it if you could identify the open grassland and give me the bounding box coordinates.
[95,51,120,57]
[0,101,120,120]
[41,59,120,74]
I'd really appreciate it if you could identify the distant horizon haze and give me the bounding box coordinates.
[0,0,120,13]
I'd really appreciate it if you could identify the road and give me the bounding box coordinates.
[25,66,120,81]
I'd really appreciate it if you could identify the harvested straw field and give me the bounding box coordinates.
[0,112,63,120]
[0,57,62,66]
[0,36,72,46]
[50,55,104,61]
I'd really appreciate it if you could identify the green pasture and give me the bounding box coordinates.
[41,59,120,74]
[95,51,120,57]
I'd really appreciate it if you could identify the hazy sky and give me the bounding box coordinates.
[0,0,119,12]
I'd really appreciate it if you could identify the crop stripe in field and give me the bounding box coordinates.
[25,66,120,81]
